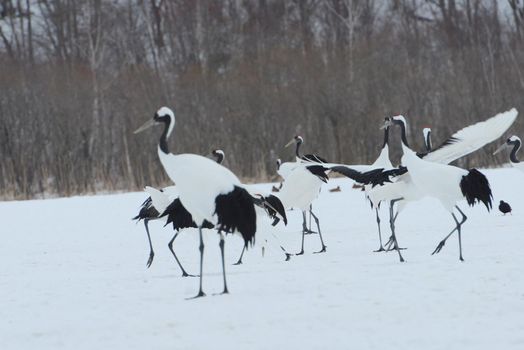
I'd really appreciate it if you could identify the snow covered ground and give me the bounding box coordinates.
[1,168,524,350]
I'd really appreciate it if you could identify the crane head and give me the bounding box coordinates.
[285,135,303,148]
[494,135,521,155]
[211,149,225,164]
[134,107,175,134]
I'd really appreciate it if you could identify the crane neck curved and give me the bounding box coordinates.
[510,140,521,164]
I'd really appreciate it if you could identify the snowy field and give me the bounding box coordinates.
[1,168,524,350]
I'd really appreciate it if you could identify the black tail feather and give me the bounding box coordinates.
[460,169,492,211]
[215,186,257,248]
[263,194,288,226]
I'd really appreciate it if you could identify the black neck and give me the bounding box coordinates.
[215,153,224,164]
[382,127,389,148]
[295,141,302,158]
[397,121,410,147]
[510,140,521,163]
[159,119,170,154]
[425,132,432,151]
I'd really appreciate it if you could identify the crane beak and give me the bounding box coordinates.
[134,119,156,134]
[284,139,295,148]
[493,143,508,155]
[379,120,392,130]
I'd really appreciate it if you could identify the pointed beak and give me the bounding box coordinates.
[380,120,391,130]
[493,143,507,155]
[134,119,156,134]
[285,139,295,148]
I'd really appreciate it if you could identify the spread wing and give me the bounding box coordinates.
[422,108,518,164]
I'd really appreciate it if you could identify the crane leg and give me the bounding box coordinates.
[432,207,467,261]
[233,246,246,265]
[373,207,386,252]
[296,211,307,255]
[384,201,406,251]
[303,204,316,234]
[168,231,196,277]
[388,199,404,262]
[280,245,292,261]
[311,210,326,254]
[188,226,206,299]
[456,206,467,261]
[144,220,155,268]
[218,231,229,294]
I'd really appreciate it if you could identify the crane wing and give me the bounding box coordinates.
[144,186,172,215]
[422,108,518,164]
[329,165,402,187]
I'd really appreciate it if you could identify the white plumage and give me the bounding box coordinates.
[158,152,239,226]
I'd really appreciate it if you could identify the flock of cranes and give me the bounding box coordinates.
[133,106,519,298]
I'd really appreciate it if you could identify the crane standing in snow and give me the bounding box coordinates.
[134,107,285,297]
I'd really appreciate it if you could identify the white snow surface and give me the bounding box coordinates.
[1,168,524,350]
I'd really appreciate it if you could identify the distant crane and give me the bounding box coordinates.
[494,136,524,172]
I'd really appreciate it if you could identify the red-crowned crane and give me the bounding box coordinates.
[384,115,499,261]
[134,107,286,298]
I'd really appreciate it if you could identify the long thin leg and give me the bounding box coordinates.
[168,231,196,277]
[373,207,385,252]
[267,230,291,261]
[385,202,406,251]
[455,206,467,261]
[311,210,326,254]
[233,246,246,265]
[303,205,316,235]
[188,226,206,299]
[144,220,155,268]
[309,204,314,232]
[218,231,229,294]
[280,245,292,261]
[388,199,404,262]
[296,211,307,255]
[432,206,467,260]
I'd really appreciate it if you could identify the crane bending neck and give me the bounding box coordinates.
[510,140,521,164]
